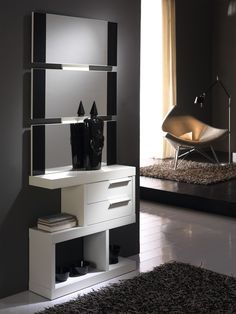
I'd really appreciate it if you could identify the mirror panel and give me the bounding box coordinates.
[31,121,116,175]
[32,69,117,119]
[32,12,117,66]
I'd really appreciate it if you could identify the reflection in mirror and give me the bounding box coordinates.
[32,69,117,119]
[31,121,116,175]
[228,0,236,16]
[32,12,117,66]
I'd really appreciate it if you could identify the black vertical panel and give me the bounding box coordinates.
[107,72,117,115]
[32,125,45,175]
[106,121,117,165]
[107,22,117,66]
[33,12,46,63]
[33,69,45,119]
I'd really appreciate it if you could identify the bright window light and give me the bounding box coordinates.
[140,0,163,161]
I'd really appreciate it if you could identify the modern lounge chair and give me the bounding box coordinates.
[162,106,228,169]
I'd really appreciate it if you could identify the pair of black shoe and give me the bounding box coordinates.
[56,261,90,282]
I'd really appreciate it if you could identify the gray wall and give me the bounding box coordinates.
[0,0,140,298]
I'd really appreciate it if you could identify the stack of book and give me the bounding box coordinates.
[37,213,78,232]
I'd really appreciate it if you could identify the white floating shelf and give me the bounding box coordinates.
[29,214,136,244]
[29,165,136,189]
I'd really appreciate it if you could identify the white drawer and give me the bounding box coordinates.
[86,198,133,225]
[86,177,132,204]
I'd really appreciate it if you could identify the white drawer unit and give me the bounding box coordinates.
[29,164,136,299]
[61,175,135,226]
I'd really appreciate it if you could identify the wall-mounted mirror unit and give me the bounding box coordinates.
[32,12,117,67]
[32,69,117,120]
[31,121,116,176]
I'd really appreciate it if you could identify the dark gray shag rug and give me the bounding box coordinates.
[140,160,236,185]
[37,262,236,314]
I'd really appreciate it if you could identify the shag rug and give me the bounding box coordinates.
[140,160,236,185]
[37,262,236,314]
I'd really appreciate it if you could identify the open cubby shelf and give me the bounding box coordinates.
[30,257,136,300]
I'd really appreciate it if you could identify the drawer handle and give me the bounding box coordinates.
[108,197,131,208]
[109,178,131,187]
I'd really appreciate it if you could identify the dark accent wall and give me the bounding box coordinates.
[0,0,140,298]
[175,0,236,153]
[175,0,212,123]
[212,0,236,152]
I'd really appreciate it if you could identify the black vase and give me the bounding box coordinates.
[84,102,104,170]
[70,101,86,170]
[70,123,85,170]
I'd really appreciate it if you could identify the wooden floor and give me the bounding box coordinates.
[139,200,236,276]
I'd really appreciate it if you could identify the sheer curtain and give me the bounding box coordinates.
[161,0,177,158]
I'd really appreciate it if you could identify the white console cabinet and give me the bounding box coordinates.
[29,165,136,299]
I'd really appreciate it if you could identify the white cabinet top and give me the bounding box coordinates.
[29,164,136,189]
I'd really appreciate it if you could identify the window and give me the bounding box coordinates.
[140,0,176,163]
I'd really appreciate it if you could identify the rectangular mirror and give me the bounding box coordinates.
[31,121,116,175]
[32,12,117,66]
[32,69,117,119]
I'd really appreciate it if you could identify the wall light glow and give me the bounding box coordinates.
[61,117,88,124]
[62,64,90,71]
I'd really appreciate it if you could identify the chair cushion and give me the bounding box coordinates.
[179,132,195,141]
